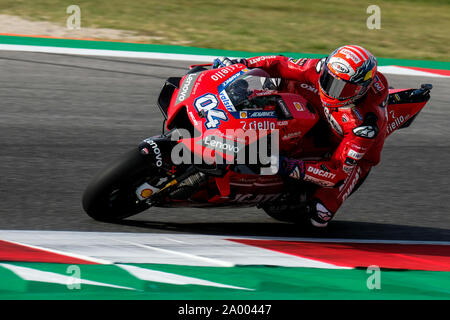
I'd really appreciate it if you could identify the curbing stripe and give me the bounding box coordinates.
[0,262,449,299]
[0,239,111,265]
[0,34,450,70]
[230,239,450,272]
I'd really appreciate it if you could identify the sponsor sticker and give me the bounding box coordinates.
[231,193,281,203]
[143,139,163,167]
[294,102,304,111]
[352,107,363,121]
[210,65,244,81]
[250,110,276,118]
[304,174,335,187]
[282,131,302,140]
[324,107,344,135]
[307,166,336,180]
[300,83,319,94]
[342,114,349,123]
[353,125,377,139]
[345,157,357,166]
[350,143,368,153]
[340,48,361,64]
[342,164,354,173]
[219,90,236,112]
[386,113,410,134]
[247,56,277,65]
[341,167,361,201]
[330,61,350,74]
[315,58,325,73]
[217,70,247,91]
[348,148,364,160]
[240,120,276,130]
[289,58,308,66]
[136,182,160,200]
[372,76,385,92]
[188,111,199,126]
[233,110,277,119]
[200,135,241,154]
[194,93,228,129]
[175,72,200,104]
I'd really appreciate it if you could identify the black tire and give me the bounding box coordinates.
[82,148,156,222]
[262,204,310,224]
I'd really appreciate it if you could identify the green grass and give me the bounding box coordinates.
[0,0,449,61]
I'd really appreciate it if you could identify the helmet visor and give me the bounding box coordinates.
[319,68,367,101]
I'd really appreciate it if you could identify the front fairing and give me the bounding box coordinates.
[166,65,319,165]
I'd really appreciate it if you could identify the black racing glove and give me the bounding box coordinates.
[277,156,306,180]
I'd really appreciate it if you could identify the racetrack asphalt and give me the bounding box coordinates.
[0,51,449,241]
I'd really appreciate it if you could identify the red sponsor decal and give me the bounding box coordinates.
[0,240,98,264]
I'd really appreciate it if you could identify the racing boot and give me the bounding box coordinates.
[308,200,335,228]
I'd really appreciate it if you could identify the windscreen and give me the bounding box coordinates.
[224,69,279,111]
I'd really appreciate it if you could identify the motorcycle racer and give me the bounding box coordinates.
[213,45,389,227]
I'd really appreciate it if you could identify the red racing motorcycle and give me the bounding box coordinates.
[82,63,432,223]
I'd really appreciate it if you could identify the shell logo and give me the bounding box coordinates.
[294,102,304,111]
[140,189,154,199]
[240,111,248,118]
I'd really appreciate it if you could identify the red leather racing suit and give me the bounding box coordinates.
[246,56,389,215]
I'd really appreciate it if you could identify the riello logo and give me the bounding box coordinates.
[387,114,409,134]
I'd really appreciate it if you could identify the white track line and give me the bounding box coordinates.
[111,239,235,267]
[0,43,447,78]
[3,230,448,246]
[0,44,215,62]
[378,66,447,78]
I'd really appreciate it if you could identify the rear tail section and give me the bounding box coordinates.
[386,84,432,137]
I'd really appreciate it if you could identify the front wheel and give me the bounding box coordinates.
[82,148,156,222]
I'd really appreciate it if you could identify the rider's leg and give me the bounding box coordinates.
[309,162,371,227]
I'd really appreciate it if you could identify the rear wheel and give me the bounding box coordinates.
[82,149,156,222]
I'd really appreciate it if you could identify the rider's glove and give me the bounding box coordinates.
[277,156,305,180]
[213,57,248,69]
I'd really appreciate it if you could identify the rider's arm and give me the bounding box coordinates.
[246,56,312,82]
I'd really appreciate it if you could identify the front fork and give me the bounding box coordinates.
[136,134,207,206]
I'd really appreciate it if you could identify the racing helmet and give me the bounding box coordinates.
[318,45,378,108]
